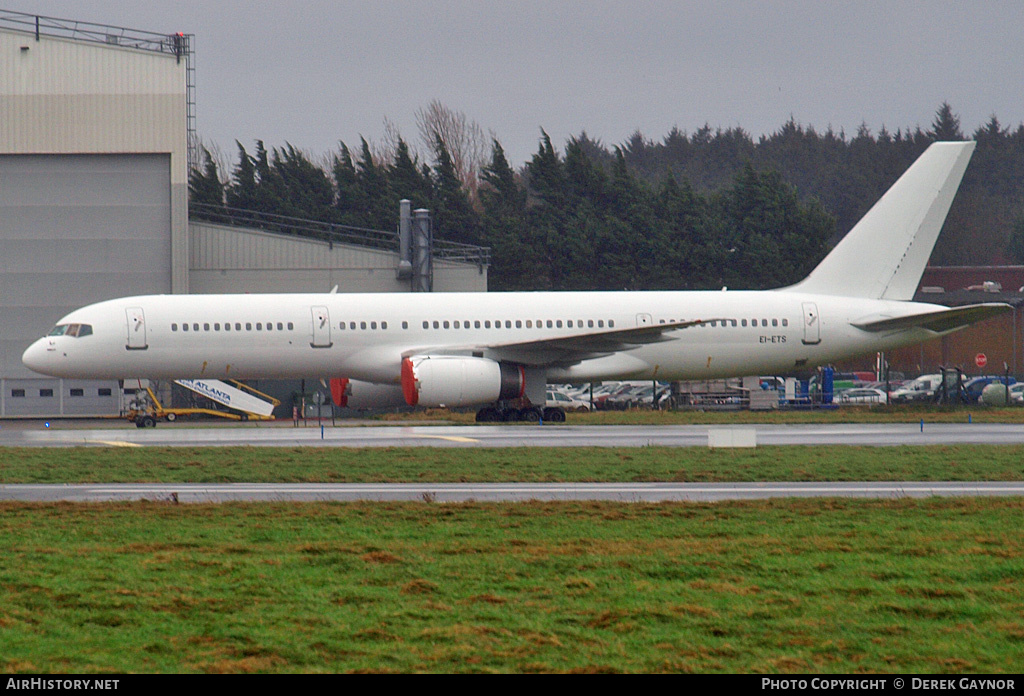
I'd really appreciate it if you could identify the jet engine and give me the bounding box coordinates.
[329,378,408,410]
[401,355,525,407]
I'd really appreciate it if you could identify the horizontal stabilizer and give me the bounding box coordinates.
[851,303,1011,334]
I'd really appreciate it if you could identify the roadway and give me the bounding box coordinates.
[1,420,1023,448]
[2,420,1021,503]
[3,482,1023,504]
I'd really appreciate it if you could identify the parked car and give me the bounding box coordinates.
[617,384,672,409]
[545,390,593,412]
[889,374,944,403]
[837,387,888,405]
[963,376,1017,404]
[1009,383,1024,404]
[603,384,649,410]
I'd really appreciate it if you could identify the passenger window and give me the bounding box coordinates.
[588,320,594,328]
[505,320,512,328]
[608,320,614,328]
[526,320,532,328]
[172,323,178,332]
[546,320,553,328]
[381,322,387,330]
[484,321,491,328]
[339,322,345,330]
[214,323,220,331]
[277,323,284,330]
[454,321,460,329]
[741,319,747,327]
[433,321,439,329]
[193,323,200,332]
[287,322,294,330]
[782,318,789,327]
[235,323,242,331]
[371,322,377,330]
[772,319,778,327]
[360,322,367,330]
[568,320,574,328]
[443,321,450,329]
[423,321,429,329]
[598,320,604,328]
[183,324,189,332]
[246,323,252,331]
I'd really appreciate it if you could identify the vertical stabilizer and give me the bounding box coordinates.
[791,141,974,300]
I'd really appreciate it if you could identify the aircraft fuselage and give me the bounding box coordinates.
[22,290,946,385]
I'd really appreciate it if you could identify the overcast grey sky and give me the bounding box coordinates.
[5,1,1024,167]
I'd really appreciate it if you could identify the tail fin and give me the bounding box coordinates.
[792,141,975,300]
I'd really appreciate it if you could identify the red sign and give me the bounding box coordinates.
[975,353,988,368]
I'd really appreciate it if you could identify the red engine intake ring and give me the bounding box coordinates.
[401,357,419,406]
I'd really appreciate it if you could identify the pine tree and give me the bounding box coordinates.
[188,145,225,208]
[929,102,964,141]
[226,141,258,211]
[430,133,480,245]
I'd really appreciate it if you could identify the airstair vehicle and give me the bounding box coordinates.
[124,379,279,427]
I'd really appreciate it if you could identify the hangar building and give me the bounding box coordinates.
[0,10,488,418]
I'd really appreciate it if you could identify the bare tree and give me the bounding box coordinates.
[415,100,490,201]
[195,137,232,187]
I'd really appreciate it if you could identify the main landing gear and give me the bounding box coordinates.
[475,402,566,423]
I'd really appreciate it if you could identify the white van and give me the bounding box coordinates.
[889,374,942,403]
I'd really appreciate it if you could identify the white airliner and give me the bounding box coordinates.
[23,141,1010,421]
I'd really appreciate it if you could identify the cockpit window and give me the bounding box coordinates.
[48,323,93,338]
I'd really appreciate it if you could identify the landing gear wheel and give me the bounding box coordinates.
[543,407,566,423]
[165,412,177,422]
[521,407,543,423]
[476,407,500,423]
[141,416,157,428]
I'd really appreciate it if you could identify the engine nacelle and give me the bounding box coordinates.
[401,355,525,407]
[329,377,408,410]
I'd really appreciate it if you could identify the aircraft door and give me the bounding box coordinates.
[636,313,653,327]
[126,307,148,350]
[310,306,332,348]
[801,302,821,345]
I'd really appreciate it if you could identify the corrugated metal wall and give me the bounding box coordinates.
[0,26,188,293]
[189,222,487,294]
[1,25,187,415]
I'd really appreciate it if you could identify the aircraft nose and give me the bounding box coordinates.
[22,337,57,375]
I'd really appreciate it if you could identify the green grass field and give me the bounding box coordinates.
[2,444,1023,483]
[4,416,1023,673]
[1,498,1022,673]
